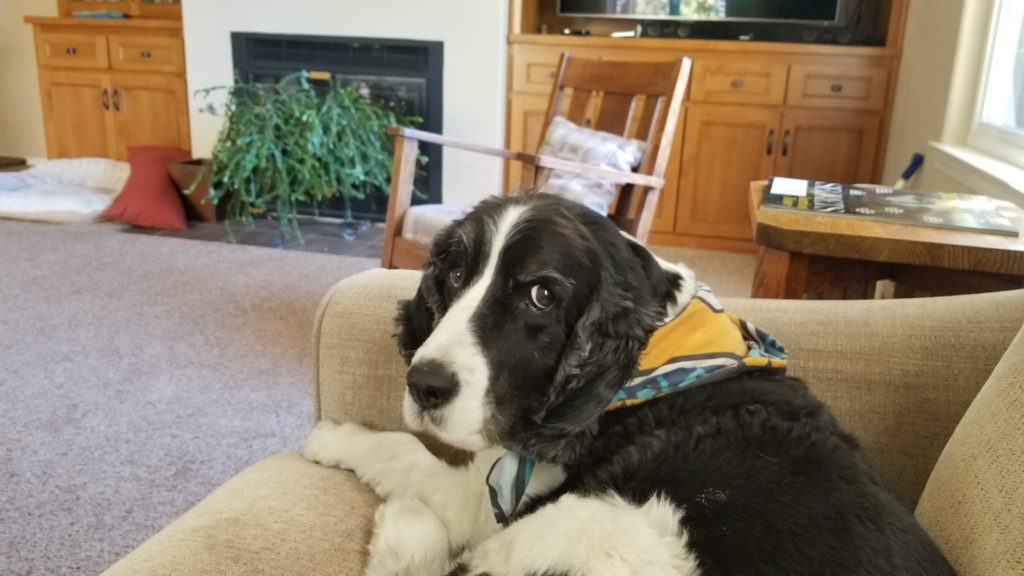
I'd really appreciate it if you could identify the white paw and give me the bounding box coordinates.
[301,419,368,469]
[365,498,452,576]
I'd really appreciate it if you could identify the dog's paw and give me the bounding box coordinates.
[301,419,368,470]
[366,498,452,576]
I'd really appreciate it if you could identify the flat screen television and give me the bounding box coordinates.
[557,0,889,46]
[559,0,839,23]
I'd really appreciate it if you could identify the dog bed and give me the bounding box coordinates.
[0,158,130,223]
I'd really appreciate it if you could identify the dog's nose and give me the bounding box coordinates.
[406,361,459,410]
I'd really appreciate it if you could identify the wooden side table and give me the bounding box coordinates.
[748,181,1024,299]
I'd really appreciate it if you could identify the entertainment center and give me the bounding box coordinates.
[506,0,908,251]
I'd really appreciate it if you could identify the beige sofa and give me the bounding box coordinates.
[105,269,1024,575]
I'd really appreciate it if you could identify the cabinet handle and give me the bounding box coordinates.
[101,88,110,111]
[730,78,744,89]
[766,128,775,156]
[830,83,844,93]
[112,89,121,112]
[65,47,78,56]
[141,50,153,59]
[781,129,791,157]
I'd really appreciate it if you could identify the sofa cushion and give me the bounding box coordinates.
[400,203,473,247]
[102,454,377,575]
[914,323,1024,576]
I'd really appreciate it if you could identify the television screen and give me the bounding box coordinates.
[558,0,841,23]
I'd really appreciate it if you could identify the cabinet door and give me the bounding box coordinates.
[39,69,115,158]
[651,108,685,233]
[676,104,779,240]
[110,71,191,160]
[775,110,881,184]
[505,93,550,193]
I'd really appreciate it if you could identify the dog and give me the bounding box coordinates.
[303,193,955,576]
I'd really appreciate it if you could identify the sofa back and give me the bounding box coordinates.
[726,289,1024,509]
[314,270,1024,512]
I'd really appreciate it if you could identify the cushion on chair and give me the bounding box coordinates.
[914,323,1024,576]
[538,116,647,214]
[400,203,473,247]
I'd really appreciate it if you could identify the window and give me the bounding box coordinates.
[970,0,1024,168]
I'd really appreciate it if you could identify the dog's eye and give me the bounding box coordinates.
[448,267,465,289]
[528,284,555,311]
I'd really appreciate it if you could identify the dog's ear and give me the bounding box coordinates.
[522,233,684,463]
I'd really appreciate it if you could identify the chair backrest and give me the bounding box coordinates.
[532,53,692,242]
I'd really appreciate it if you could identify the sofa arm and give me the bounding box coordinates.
[723,289,1024,509]
[103,454,377,575]
[313,269,420,430]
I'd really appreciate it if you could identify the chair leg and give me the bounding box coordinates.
[380,135,421,268]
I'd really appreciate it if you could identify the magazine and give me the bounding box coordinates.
[763,177,1021,237]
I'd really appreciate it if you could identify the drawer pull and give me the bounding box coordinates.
[781,129,791,157]
[141,50,153,59]
[730,78,744,89]
[766,128,775,156]
[830,83,844,93]
[101,88,110,111]
[65,47,78,56]
[112,89,121,112]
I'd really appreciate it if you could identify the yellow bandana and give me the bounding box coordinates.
[606,284,788,411]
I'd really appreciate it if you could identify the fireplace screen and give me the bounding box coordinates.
[232,33,443,221]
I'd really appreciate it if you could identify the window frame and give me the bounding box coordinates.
[967,0,1024,169]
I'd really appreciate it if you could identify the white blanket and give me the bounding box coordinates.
[0,158,130,223]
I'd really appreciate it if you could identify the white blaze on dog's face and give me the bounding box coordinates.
[395,195,696,458]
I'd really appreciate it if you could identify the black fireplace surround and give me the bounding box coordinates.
[231,32,443,221]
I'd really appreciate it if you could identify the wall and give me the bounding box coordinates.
[182,0,509,206]
[882,0,994,193]
[0,0,56,162]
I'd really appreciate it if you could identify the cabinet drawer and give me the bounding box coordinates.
[511,50,562,95]
[109,35,185,73]
[689,61,787,105]
[37,32,109,69]
[786,65,889,110]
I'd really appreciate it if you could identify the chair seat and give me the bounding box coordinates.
[400,203,472,246]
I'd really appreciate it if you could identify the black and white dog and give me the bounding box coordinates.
[303,194,955,576]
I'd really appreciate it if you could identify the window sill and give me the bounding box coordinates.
[928,142,1024,207]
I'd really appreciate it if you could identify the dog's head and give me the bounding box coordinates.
[395,194,696,462]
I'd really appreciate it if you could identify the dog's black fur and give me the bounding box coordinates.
[397,194,955,575]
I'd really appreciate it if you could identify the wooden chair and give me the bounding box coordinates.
[380,53,692,269]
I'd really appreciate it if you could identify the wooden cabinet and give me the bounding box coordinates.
[110,71,190,158]
[506,37,900,251]
[506,93,550,192]
[39,69,115,158]
[677,105,778,240]
[27,16,189,161]
[775,110,881,184]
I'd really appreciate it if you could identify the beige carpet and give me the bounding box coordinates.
[0,220,753,575]
[650,244,756,297]
[0,221,378,575]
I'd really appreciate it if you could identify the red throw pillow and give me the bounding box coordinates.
[105,146,190,230]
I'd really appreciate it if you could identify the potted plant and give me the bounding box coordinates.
[190,71,420,242]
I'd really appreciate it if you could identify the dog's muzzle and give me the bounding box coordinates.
[406,360,460,411]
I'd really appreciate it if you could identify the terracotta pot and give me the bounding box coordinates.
[168,159,223,223]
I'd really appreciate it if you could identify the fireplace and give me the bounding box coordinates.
[231,33,443,221]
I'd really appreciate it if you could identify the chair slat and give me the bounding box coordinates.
[562,59,681,96]
[566,88,593,125]
[594,93,637,136]
[633,95,663,144]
